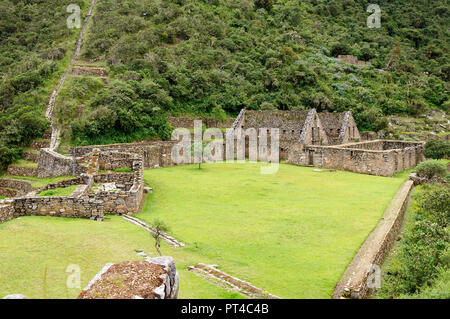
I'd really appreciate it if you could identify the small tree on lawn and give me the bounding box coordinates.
[152,219,169,256]
[190,140,208,169]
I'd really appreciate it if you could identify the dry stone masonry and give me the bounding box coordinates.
[1,148,145,224]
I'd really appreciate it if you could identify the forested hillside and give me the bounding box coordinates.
[61,0,449,145]
[1,0,449,165]
[0,0,91,170]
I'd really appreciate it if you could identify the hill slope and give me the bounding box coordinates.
[56,0,449,146]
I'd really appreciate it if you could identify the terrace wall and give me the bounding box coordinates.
[39,176,90,192]
[334,180,414,299]
[0,179,35,198]
[0,204,17,223]
[7,166,37,177]
[12,197,103,220]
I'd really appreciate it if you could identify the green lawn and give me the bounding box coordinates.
[39,186,78,197]
[139,162,409,298]
[9,159,38,169]
[0,163,408,299]
[0,175,75,189]
[0,216,241,299]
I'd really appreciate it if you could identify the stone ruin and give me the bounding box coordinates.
[1,109,425,223]
[229,109,425,177]
[61,109,425,178]
[0,148,144,224]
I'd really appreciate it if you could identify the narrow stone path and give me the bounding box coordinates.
[47,0,97,151]
[122,214,186,248]
[188,263,281,299]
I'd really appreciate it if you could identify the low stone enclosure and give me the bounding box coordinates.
[0,148,144,224]
[287,140,425,177]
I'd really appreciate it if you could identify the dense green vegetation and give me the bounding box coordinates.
[424,139,450,160]
[379,183,449,299]
[0,0,91,170]
[57,0,449,145]
[415,160,447,180]
[140,162,408,298]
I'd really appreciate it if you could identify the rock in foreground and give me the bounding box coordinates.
[78,257,179,299]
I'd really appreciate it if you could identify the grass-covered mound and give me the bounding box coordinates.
[140,162,408,298]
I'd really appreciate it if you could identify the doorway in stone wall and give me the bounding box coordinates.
[308,150,314,166]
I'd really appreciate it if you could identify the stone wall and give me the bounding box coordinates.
[12,197,103,220]
[7,166,37,177]
[93,173,134,186]
[1,148,145,224]
[30,140,50,150]
[0,204,18,223]
[334,180,414,299]
[287,140,425,177]
[169,117,235,128]
[360,131,378,141]
[39,176,89,192]
[72,66,107,77]
[241,110,310,142]
[22,150,39,162]
[0,188,18,197]
[338,55,371,66]
[0,179,33,194]
[70,142,182,169]
[89,151,144,214]
[38,148,87,178]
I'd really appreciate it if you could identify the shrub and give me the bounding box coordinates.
[254,0,273,12]
[424,139,450,159]
[415,160,447,179]
[419,184,450,227]
[379,184,449,299]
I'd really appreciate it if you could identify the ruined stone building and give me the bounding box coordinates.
[230,109,424,177]
[233,109,360,145]
[230,109,361,158]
